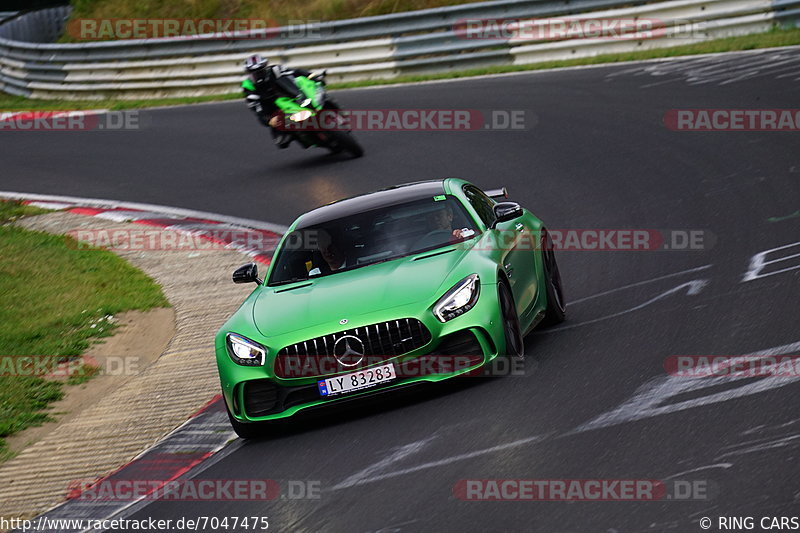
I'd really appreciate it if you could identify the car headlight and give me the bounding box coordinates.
[289,110,313,122]
[226,333,266,366]
[433,274,480,322]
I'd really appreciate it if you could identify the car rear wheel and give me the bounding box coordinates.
[541,232,566,326]
[499,281,524,357]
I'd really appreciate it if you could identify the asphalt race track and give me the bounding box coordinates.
[3,47,800,532]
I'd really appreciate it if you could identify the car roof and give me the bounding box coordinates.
[295,179,450,228]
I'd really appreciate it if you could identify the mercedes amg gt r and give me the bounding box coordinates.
[215,178,566,437]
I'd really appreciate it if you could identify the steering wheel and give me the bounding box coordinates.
[413,229,452,250]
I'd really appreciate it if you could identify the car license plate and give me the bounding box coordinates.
[318,364,396,397]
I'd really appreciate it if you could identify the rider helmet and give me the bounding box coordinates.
[244,54,270,82]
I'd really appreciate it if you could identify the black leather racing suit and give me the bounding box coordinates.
[243,65,310,146]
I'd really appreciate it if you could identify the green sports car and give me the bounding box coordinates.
[215,178,565,437]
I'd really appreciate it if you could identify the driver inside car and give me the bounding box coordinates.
[427,204,470,240]
[308,229,347,276]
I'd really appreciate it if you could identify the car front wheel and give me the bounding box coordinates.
[224,396,265,439]
[498,281,524,357]
[541,231,566,326]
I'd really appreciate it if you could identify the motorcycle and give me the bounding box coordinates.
[244,71,364,158]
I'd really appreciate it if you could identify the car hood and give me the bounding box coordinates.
[252,245,472,337]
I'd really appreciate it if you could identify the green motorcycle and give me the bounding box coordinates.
[243,73,364,158]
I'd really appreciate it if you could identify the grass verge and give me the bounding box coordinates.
[1,27,799,112]
[0,201,169,460]
[64,0,486,36]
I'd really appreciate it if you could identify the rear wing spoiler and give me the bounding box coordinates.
[485,187,508,200]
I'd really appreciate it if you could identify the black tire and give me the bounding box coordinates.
[224,398,265,439]
[326,131,364,158]
[541,232,566,326]
[498,281,524,357]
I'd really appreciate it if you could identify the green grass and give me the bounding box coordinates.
[0,377,63,462]
[2,26,799,111]
[0,201,49,221]
[65,0,487,37]
[0,92,241,111]
[0,201,169,459]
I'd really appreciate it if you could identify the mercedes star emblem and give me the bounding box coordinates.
[332,335,365,367]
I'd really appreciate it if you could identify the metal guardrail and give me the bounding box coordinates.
[774,0,800,22]
[0,0,797,99]
[0,7,69,43]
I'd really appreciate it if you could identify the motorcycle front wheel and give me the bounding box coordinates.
[325,130,364,158]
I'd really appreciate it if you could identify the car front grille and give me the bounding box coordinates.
[275,318,432,378]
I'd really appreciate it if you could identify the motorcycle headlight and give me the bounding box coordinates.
[289,110,313,122]
[433,274,480,322]
[226,333,266,366]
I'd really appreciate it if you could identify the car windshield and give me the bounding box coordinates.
[268,195,477,286]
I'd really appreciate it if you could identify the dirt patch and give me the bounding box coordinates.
[4,307,175,457]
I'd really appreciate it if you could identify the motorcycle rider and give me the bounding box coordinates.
[242,54,315,149]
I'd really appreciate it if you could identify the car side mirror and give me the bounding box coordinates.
[491,202,523,228]
[232,263,262,285]
[485,187,508,200]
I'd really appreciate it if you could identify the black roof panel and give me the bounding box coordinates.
[295,180,446,228]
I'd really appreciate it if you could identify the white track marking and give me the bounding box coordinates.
[343,46,800,92]
[715,435,800,460]
[543,279,709,333]
[331,436,437,490]
[0,190,288,233]
[607,47,800,87]
[742,241,800,282]
[329,433,550,490]
[662,463,733,481]
[570,264,712,305]
[718,56,800,85]
[574,340,800,434]
[741,417,800,435]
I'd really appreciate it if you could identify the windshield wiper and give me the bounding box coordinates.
[274,281,313,293]
[269,277,308,287]
[413,248,456,261]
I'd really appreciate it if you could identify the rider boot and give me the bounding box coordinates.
[268,115,292,149]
